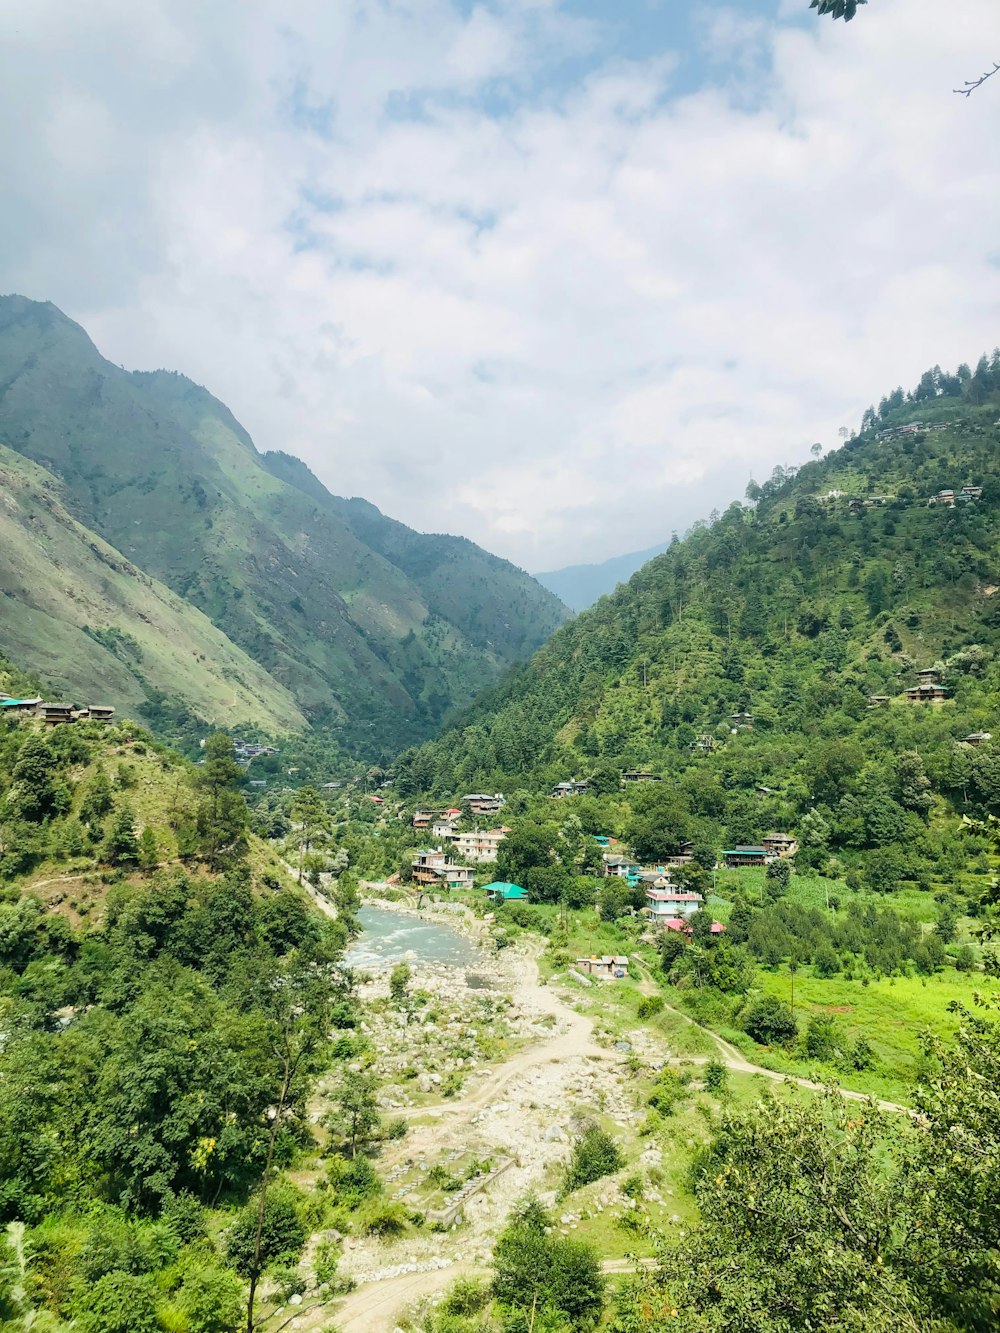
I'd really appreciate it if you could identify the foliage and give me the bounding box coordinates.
[561,1124,624,1196]
[493,1196,605,1330]
[613,1002,1000,1331]
[743,994,798,1045]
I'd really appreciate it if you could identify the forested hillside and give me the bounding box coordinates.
[397,360,1000,887]
[0,703,365,1330]
[0,297,567,756]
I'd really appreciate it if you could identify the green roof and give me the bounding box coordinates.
[482,881,527,900]
[0,699,35,708]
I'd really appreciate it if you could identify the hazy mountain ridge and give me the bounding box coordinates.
[536,541,671,612]
[0,296,568,754]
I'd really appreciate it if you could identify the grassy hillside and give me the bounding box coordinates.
[0,444,306,733]
[0,296,568,757]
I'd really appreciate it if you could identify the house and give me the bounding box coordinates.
[0,697,42,714]
[867,695,891,708]
[644,887,704,920]
[962,485,983,499]
[906,682,947,703]
[729,712,754,731]
[928,489,956,507]
[463,793,505,816]
[432,818,458,839]
[412,810,436,830]
[603,854,642,884]
[411,849,475,890]
[39,703,75,726]
[661,917,726,936]
[575,955,629,980]
[641,870,673,890]
[451,827,507,863]
[762,832,798,858]
[248,779,267,789]
[960,732,993,747]
[87,704,115,723]
[755,785,776,797]
[724,846,769,868]
[551,780,589,798]
[621,770,659,784]
[691,735,716,752]
[483,880,527,902]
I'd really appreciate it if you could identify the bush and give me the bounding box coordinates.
[743,995,798,1046]
[330,1154,382,1210]
[358,1200,409,1237]
[804,1015,839,1062]
[76,1272,160,1333]
[637,994,664,1020]
[562,1125,624,1196]
[226,1189,306,1277]
[647,1069,691,1117]
[703,1060,728,1094]
[441,1277,491,1316]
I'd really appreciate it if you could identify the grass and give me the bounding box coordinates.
[748,963,992,1104]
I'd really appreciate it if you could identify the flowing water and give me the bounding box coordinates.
[343,904,480,970]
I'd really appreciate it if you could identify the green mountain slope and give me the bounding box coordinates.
[396,370,1000,855]
[0,296,568,755]
[0,444,307,731]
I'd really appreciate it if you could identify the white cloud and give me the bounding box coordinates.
[1,0,999,570]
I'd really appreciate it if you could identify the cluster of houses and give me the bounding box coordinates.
[411,803,510,866]
[868,667,963,710]
[231,739,280,763]
[0,696,115,725]
[927,484,982,507]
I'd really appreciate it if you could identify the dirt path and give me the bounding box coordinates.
[631,961,910,1115]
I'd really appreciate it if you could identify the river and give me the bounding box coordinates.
[343,904,480,970]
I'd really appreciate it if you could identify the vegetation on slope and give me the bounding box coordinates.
[0,296,567,758]
[0,710,367,1330]
[0,445,306,735]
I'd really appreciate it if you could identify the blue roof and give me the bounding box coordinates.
[482,881,527,900]
[0,699,35,708]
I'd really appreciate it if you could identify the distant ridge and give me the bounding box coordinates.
[536,542,670,612]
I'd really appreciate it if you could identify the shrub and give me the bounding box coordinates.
[441,1277,491,1316]
[226,1189,306,1277]
[359,1201,409,1237]
[330,1155,382,1210]
[647,1069,691,1117]
[637,994,664,1020]
[743,995,798,1046]
[562,1125,624,1196]
[804,1015,839,1062]
[703,1060,728,1094]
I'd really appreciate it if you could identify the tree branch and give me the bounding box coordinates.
[954,62,1000,97]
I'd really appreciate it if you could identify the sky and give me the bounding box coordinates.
[2,0,999,572]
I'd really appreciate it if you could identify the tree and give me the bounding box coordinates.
[329,1067,380,1158]
[895,751,933,815]
[292,786,326,882]
[80,768,113,829]
[389,962,411,1005]
[103,806,139,865]
[562,1124,624,1196]
[195,734,248,869]
[175,1265,245,1333]
[493,1196,605,1330]
[809,0,866,19]
[226,1188,306,1279]
[138,825,158,871]
[77,1272,161,1333]
[743,994,797,1045]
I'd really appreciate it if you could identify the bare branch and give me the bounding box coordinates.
[954,61,1000,97]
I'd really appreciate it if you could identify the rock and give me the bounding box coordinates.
[544,1125,567,1143]
[290,1294,303,1305]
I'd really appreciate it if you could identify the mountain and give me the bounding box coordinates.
[0,444,307,732]
[0,296,568,755]
[395,365,1000,834]
[536,542,670,612]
